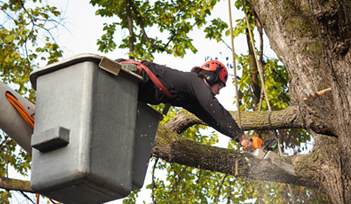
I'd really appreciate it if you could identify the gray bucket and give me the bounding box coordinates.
[30,54,162,204]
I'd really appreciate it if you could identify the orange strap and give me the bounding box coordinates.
[120,60,173,98]
[5,92,34,129]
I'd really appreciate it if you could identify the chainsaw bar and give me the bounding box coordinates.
[249,148,296,176]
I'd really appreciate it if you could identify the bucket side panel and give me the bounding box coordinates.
[89,69,139,197]
[31,61,94,191]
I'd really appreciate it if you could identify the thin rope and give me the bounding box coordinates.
[228,0,242,129]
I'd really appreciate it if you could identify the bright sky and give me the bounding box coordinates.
[9,0,278,203]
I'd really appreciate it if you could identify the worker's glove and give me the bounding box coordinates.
[238,134,254,152]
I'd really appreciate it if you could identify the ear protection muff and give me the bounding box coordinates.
[205,64,222,86]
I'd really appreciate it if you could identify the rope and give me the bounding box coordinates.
[240,0,296,203]
[227,0,242,129]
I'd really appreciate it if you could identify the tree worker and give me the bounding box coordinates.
[117,59,253,151]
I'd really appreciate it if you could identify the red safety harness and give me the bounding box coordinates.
[119,60,173,98]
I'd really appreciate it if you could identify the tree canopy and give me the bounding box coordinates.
[1,0,350,203]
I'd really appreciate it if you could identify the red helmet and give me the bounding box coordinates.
[200,60,228,87]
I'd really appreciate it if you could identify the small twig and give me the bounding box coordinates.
[126,0,134,58]
[20,191,35,204]
[272,69,288,87]
[130,3,170,53]
[303,88,332,101]
[152,158,159,204]
[6,140,9,178]
[0,139,12,154]
[215,174,228,204]
[226,183,231,204]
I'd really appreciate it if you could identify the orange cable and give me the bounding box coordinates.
[49,198,57,204]
[5,92,34,129]
[6,93,57,204]
[36,194,40,204]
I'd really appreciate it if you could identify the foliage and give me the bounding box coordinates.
[0,0,332,203]
[90,0,221,60]
[0,0,64,202]
[1,0,63,100]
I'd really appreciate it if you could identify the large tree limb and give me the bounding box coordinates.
[167,105,337,137]
[0,177,33,193]
[167,106,305,134]
[151,124,319,188]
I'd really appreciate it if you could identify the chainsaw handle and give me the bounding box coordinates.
[263,138,278,151]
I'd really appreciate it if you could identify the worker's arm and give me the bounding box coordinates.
[183,99,253,151]
[182,78,244,141]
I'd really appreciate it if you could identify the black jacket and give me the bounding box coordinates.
[138,61,244,141]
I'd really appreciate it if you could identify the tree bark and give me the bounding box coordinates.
[246,29,261,107]
[166,106,322,135]
[0,177,33,193]
[126,0,134,59]
[152,124,304,186]
[245,0,351,203]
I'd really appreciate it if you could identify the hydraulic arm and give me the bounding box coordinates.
[0,81,35,154]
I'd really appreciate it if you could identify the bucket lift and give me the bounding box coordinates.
[0,54,163,204]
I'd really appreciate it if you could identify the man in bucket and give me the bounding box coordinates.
[118,59,253,151]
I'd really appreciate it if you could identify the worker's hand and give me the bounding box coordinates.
[238,134,254,151]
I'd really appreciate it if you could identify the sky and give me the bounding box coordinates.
[8,0,278,203]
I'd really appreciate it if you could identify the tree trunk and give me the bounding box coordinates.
[245,0,351,203]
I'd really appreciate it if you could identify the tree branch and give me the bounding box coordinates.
[130,2,170,53]
[152,158,158,204]
[0,177,33,193]
[126,0,134,59]
[167,106,306,135]
[215,174,227,204]
[20,191,35,204]
[151,124,319,188]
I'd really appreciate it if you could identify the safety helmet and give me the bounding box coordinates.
[200,60,228,87]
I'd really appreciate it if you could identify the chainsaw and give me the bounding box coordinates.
[249,137,279,160]
[246,137,296,176]
[251,137,278,151]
